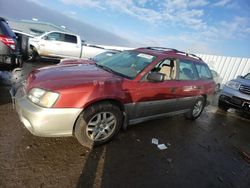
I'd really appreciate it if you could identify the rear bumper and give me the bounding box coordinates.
[12,86,82,137]
[219,86,250,111]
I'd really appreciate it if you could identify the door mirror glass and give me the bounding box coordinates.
[147,72,164,82]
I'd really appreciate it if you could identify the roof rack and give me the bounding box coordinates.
[146,47,178,52]
[175,51,202,60]
[145,47,202,61]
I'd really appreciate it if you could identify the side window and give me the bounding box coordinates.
[211,70,218,78]
[244,73,250,80]
[64,34,77,43]
[151,59,177,80]
[178,60,199,80]
[195,64,213,80]
[45,32,62,41]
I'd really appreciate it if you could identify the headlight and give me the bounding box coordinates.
[28,88,59,108]
[226,81,241,90]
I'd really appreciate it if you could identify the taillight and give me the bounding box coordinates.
[0,34,15,50]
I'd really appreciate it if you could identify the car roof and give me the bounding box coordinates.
[135,47,204,64]
[46,30,80,37]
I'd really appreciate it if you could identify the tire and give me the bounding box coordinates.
[27,49,37,62]
[218,100,230,111]
[185,96,205,120]
[74,102,123,147]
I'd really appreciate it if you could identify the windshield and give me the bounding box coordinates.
[244,73,250,80]
[96,51,156,79]
[92,51,117,62]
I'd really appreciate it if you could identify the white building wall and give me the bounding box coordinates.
[197,54,250,85]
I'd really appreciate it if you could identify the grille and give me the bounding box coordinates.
[239,85,250,95]
[231,96,243,105]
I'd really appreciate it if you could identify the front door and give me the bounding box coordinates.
[38,32,63,57]
[132,59,181,119]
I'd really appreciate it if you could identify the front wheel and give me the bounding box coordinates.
[218,100,230,111]
[185,97,205,120]
[74,102,123,147]
[27,49,37,62]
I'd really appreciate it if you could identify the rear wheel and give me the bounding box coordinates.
[185,97,205,120]
[74,102,123,147]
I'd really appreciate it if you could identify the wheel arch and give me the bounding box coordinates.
[72,98,126,135]
[29,45,38,53]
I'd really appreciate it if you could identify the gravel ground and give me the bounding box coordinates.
[0,61,250,188]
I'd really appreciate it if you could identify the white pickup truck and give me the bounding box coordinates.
[28,31,109,61]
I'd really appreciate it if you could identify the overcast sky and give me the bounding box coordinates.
[0,0,250,57]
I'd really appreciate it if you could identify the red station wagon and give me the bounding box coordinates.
[12,47,215,147]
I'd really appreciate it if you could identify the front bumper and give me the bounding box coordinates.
[11,86,82,137]
[219,86,250,111]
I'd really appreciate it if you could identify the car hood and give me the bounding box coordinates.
[26,63,122,91]
[234,78,250,86]
[58,59,95,65]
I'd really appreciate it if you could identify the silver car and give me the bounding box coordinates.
[218,73,250,111]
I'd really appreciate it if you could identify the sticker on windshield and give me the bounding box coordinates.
[137,53,154,60]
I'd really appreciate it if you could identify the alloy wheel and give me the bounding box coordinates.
[86,112,116,141]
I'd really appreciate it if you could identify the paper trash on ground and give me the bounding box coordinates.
[157,144,168,150]
[152,138,159,145]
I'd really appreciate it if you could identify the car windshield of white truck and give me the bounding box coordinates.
[96,51,156,79]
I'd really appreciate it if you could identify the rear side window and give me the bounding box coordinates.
[178,60,199,80]
[64,34,77,43]
[195,64,213,80]
[0,21,16,38]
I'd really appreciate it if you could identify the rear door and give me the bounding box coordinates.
[194,63,215,96]
[131,58,181,119]
[60,34,81,58]
[174,59,201,110]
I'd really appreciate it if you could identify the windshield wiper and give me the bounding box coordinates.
[95,63,131,79]
[95,63,115,73]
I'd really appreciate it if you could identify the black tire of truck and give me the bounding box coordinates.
[27,49,37,62]
[218,100,230,111]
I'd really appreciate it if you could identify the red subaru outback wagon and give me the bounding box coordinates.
[13,47,215,146]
